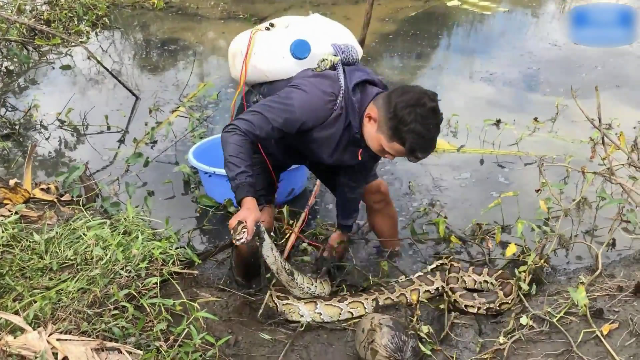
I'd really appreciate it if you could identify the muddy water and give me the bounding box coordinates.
[4,0,640,273]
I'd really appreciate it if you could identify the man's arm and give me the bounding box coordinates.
[221,72,339,204]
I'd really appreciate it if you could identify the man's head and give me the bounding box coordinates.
[362,85,443,163]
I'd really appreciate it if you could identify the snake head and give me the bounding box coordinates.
[232,220,268,245]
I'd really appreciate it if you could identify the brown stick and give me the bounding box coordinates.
[358,0,376,49]
[0,12,140,101]
[283,179,321,259]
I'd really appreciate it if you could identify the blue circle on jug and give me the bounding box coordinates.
[290,39,311,60]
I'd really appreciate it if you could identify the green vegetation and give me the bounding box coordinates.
[0,203,233,359]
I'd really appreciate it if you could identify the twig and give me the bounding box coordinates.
[518,293,588,360]
[358,0,375,48]
[277,324,303,360]
[585,307,621,360]
[283,179,321,259]
[571,86,640,169]
[0,12,140,101]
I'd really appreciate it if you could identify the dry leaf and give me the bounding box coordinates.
[539,199,548,213]
[44,212,58,225]
[32,188,58,202]
[60,194,73,201]
[58,205,73,214]
[0,184,30,205]
[505,242,518,257]
[0,207,11,216]
[8,178,18,187]
[601,322,619,336]
[0,311,34,331]
[32,183,60,202]
[0,312,141,360]
[22,143,37,193]
[18,208,41,218]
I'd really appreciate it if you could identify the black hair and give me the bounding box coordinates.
[373,85,443,162]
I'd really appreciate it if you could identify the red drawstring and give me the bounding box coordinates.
[232,29,278,190]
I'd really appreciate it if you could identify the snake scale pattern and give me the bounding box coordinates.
[231,221,518,323]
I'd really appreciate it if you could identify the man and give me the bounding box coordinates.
[221,54,443,286]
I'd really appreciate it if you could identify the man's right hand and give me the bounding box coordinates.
[228,197,262,240]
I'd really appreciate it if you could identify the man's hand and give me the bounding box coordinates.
[322,230,349,259]
[228,197,262,240]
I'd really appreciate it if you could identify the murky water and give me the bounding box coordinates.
[4,0,640,273]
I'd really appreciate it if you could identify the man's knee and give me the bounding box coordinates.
[363,179,392,209]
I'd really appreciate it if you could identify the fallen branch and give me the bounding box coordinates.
[585,307,621,360]
[283,179,321,259]
[0,12,140,102]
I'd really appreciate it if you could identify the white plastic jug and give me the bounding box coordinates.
[228,13,363,85]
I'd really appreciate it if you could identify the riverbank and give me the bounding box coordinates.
[2,0,640,358]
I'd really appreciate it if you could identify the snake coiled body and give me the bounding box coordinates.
[231,221,518,324]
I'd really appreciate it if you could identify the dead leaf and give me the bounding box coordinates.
[0,207,11,216]
[0,312,141,360]
[0,184,30,205]
[505,242,518,257]
[44,212,58,225]
[18,208,41,218]
[8,178,18,187]
[601,322,619,336]
[58,205,73,214]
[60,194,73,201]
[22,143,37,193]
[32,187,58,202]
[0,311,34,331]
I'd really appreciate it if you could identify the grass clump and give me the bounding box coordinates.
[0,203,226,359]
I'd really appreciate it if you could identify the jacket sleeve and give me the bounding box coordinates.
[221,72,338,204]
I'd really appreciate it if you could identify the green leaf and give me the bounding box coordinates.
[409,223,419,239]
[568,285,589,311]
[380,260,388,273]
[197,194,219,207]
[516,219,526,239]
[195,311,218,320]
[223,199,237,214]
[126,152,145,165]
[481,198,502,214]
[59,64,72,70]
[217,335,232,346]
[520,315,529,326]
[204,334,217,344]
[111,326,123,338]
[432,218,446,237]
[125,181,136,199]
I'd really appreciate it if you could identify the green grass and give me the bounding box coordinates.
[0,203,227,359]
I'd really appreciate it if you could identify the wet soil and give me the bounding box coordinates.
[165,245,640,360]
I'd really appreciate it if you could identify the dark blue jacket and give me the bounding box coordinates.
[221,64,389,233]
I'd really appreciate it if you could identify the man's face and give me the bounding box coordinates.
[362,106,407,160]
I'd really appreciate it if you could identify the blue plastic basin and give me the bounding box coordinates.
[187,134,309,207]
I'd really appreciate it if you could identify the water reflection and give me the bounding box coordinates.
[1,0,639,272]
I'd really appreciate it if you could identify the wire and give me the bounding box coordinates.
[229,27,278,190]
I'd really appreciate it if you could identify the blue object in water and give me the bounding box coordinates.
[290,39,312,60]
[187,134,309,207]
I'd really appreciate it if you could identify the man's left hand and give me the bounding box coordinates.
[322,230,349,260]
